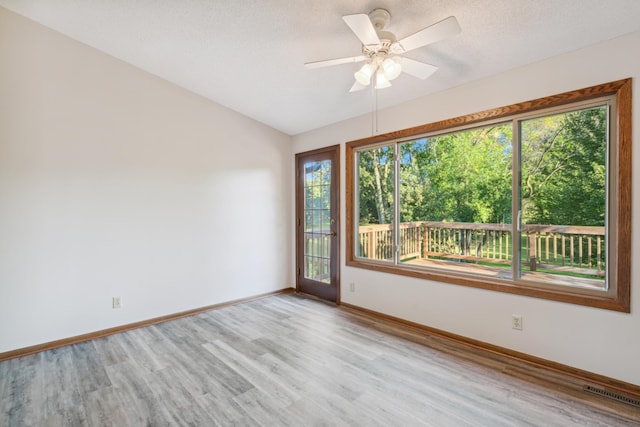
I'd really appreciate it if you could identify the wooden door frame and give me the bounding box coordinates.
[295,144,340,303]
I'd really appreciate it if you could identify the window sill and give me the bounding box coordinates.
[346,257,629,312]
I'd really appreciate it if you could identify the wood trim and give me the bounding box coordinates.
[346,78,630,148]
[345,78,632,312]
[345,259,627,311]
[0,288,294,362]
[615,78,632,312]
[340,302,640,399]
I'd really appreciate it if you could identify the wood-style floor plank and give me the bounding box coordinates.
[1,293,639,426]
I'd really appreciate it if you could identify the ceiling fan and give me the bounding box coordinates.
[305,9,461,92]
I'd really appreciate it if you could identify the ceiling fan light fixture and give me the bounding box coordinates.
[306,9,461,95]
[354,62,376,85]
[381,57,402,81]
[375,69,391,89]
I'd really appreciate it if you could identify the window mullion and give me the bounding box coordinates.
[393,143,401,264]
[512,119,522,280]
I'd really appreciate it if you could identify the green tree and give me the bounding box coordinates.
[358,145,394,224]
[399,124,512,224]
[357,107,605,228]
[521,107,606,226]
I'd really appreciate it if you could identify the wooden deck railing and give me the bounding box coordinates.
[357,221,605,277]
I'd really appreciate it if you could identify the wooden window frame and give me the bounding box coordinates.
[346,79,631,312]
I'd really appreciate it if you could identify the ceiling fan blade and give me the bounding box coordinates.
[342,13,381,46]
[397,16,461,53]
[349,81,367,92]
[304,55,367,69]
[397,57,438,79]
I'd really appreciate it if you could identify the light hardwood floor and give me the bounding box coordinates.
[1,293,639,426]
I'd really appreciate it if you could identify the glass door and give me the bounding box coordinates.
[296,145,339,302]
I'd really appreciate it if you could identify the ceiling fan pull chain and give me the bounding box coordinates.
[375,85,379,134]
[371,83,374,135]
[371,82,378,135]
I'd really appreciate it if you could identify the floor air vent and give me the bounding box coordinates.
[583,385,640,408]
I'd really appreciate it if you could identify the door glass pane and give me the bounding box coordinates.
[519,106,607,289]
[355,145,395,261]
[399,124,513,278]
[303,160,332,283]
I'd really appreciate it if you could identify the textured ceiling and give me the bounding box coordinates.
[2,0,640,135]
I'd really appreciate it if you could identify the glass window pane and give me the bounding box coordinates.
[304,232,313,256]
[318,209,328,233]
[323,235,330,258]
[519,106,607,289]
[355,145,395,261]
[398,124,514,279]
[321,184,330,211]
[303,159,332,283]
[304,211,312,232]
[304,186,313,210]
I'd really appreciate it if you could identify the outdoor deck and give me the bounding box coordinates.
[356,221,606,290]
[403,258,606,290]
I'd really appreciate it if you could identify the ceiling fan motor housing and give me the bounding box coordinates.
[369,8,391,31]
[362,39,393,57]
[362,10,397,57]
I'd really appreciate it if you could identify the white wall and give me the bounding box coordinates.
[0,8,292,353]
[293,31,640,386]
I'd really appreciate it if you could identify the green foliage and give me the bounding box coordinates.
[304,160,331,231]
[521,107,606,226]
[399,124,513,223]
[357,106,607,228]
[358,146,394,224]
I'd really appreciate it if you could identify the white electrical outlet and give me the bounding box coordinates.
[349,282,355,292]
[112,296,122,309]
[512,314,523,330]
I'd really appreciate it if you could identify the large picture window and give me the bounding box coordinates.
[346,79,631,311]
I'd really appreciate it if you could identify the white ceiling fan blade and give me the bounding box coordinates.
[304,55,367,69]
[397,16,461,53]
[397,57,438,79]
[349,81,367,92]
[342,13,381,46]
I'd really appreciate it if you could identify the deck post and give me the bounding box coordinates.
[423,224,429,259]
[369,229,375,259]
[528,232,537,272]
